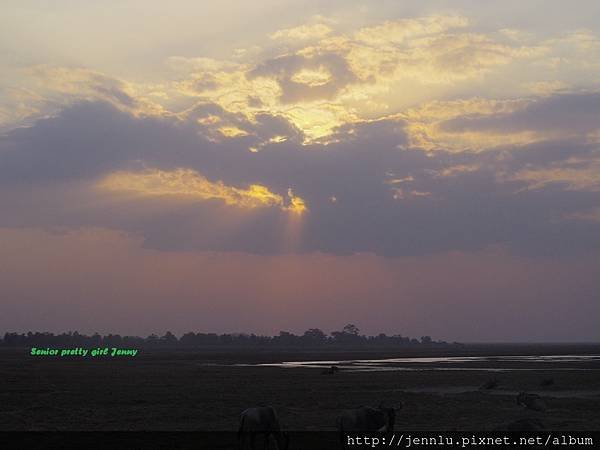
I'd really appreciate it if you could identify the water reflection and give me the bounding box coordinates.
[249,355,600,372]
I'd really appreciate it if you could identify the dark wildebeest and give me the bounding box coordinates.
[517,392,547,412]
[238,406,289,450]
[337,403,398,449]
[321,365,340,375]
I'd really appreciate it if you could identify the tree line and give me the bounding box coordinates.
[1,324,461,348]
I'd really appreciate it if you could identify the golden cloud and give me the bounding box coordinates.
[401,97,548,151]
[6,15,591,149]
[270,23,333,41]
[508,158,600,192]
[158,14,548,144]
[290,66,334,87]
[353,15,469,45]
[98,168,307,213]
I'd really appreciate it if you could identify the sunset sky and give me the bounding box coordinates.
[1,1,599,341]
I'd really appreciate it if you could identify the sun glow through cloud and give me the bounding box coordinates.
[99,168,308,213]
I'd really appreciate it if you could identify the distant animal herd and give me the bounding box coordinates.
[239,403,396,450]
[238,374,551,449]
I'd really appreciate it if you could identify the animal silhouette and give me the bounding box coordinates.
[321,365,340,375]
[337,403,398,449]
[238,406,289,450]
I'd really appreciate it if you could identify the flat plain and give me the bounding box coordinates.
[1,345,600,432]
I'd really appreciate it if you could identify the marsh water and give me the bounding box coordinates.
[251,354,600,372]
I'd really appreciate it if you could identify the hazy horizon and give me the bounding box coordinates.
[1,1,599,342]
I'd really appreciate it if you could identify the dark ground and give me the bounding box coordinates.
[1,345,600,432]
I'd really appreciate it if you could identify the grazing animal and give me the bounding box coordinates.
[516,392,547,412]
[321,365,340,375]
[238,406,289,450]
[337,404,398,448]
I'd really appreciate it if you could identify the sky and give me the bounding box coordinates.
[1,1,599,341]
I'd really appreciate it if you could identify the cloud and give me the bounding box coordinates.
[2,14,571,147]
[1,11,599,259]
[127,14,549,143]
[0,65,167,132]
[270,23,333,42]
[353,15,469,45]
[401,97,532,151]
[509,158,600,192]
[440,92,600,136]
[1,97,598,257]
[339,16,545,89]
[99,167,307,213]
[524,80,569,95]
[0,102,183,185]
[248,53,356,103]
[404,92,600,151]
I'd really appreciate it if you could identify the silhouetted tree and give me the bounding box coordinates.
[331,324,363,344]
[301,328,327,345]
[160,331,178,346]
[343,324,360,335]
[0,326,456,348]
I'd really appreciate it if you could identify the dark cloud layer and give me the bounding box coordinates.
[441,92,600,135]
[1,95,599,257]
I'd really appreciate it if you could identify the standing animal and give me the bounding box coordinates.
[516,392,547,412]
[337,404,398,448]
[321,365,340,375]
[238,406,289,450]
